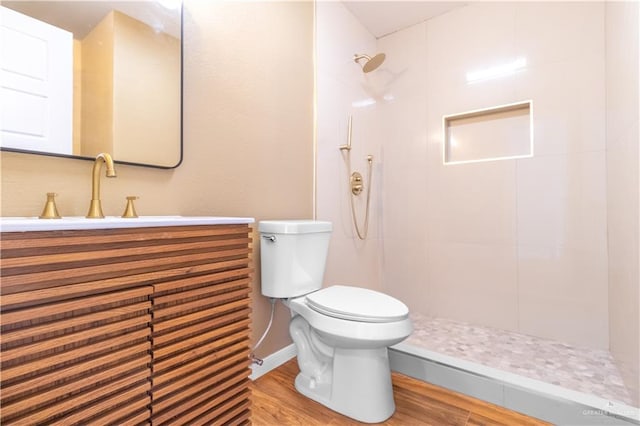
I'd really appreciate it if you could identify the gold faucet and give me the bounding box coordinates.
[86,153,117,218]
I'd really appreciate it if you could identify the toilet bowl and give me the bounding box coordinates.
[288,285,412,349]
[286,285,412,423]
[259,220,412,423]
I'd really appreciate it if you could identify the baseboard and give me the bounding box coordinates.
[250,343,297,381]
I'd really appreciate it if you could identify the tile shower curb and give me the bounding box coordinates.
[390,343,640,425]
[248,341,639,425]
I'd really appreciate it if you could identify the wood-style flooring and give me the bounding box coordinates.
[250,359,551,426]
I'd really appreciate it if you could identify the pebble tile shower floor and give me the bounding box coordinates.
[405,312,634,406]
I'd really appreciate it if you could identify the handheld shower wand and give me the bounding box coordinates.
[339,116,353,152]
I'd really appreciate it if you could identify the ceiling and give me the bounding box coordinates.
[2,1,181,39]
[4,1,463,45]
[342,1,467,38]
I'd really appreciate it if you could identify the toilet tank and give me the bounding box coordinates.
[259,220,332,298]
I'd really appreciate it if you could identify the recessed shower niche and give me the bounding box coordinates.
[443,101,533,165]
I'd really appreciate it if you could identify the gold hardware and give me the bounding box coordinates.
[122,196,139,218]
[354,53,386,73]
[339,115,353,152]
[340,113,374,240]
[86,153,117,218]
[351,171,364,195]
[39,193,62,219]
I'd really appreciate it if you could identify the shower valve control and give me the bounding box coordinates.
[351,172,364,196]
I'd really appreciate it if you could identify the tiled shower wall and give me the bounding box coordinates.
[317,1,638,405]
[605,1,640,406]
[379,2,610,350]
[315,2,383,293]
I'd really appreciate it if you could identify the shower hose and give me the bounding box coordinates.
[346,150,373,240]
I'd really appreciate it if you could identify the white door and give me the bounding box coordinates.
[0,6,73,155]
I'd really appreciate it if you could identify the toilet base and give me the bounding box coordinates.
[294,347,396,423]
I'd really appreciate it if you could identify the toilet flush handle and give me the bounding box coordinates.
[262,235,276,242]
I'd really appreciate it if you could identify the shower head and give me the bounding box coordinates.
[354,53,386,73]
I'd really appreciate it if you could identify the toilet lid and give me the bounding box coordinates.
[305,285,409,323]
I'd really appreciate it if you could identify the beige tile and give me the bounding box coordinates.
[517,244,609,349]
[604,10,639,361]
[426,3,517,74]
[514,2,604,66]
[377,22,428,98]
[316,1,377,85]
[382,173,428,238]
[426,242,519,331]
[426,159,517,245]
[605,2,640,148]
[426,61,521,128]
[381,237,430,313]
[514,56,606,156]
[606,131,639,268]
[516,152,608,251]
[324,234,382,292]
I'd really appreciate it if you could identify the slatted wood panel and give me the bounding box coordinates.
[0,285,152,425]
[151,225,253,426]
[1,224,253,426]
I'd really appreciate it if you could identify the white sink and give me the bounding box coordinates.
[0,216,254,232]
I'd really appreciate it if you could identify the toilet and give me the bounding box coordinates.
[259,220,412,423]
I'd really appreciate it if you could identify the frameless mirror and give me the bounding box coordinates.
[1,0,182,168]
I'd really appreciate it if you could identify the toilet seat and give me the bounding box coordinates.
[305,285,409,323]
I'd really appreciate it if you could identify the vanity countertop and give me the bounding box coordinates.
[0,216,255,232]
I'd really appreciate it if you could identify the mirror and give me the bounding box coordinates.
[1,0,182,169]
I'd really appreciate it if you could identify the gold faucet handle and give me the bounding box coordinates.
[39,192,61,219]
[122,196,139,218]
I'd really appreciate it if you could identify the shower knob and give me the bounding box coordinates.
[351,172,364,195]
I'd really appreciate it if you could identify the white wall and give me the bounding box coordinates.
[605,1,640,406]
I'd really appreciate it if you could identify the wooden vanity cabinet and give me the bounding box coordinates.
[0,224,253,425]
